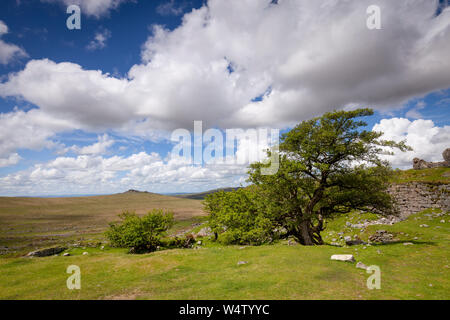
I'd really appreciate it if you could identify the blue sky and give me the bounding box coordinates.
[0,0,449,196]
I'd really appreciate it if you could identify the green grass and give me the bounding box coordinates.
[0,192,205,256]
[391,167,450,184]
[0,209,448,300]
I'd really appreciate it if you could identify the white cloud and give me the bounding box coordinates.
[0,150,249,196]
[60,134,115,155]
[2,0,449,133]
[0,153,21,168]
[0,20,27,64]
[0,59,133,130]
[1,0,450,191]
[0,108,74,165]
[86,29,111,51]
[405,101,427,119]
[373,118,450,168]
[156,0,186,16]
[41,0,132,18]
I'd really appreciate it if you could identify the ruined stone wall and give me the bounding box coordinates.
[388,182,450,219]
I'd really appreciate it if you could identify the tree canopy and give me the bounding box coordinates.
[205,108,411,245]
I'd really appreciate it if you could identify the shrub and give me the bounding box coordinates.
[105,209,174,253]
[203,188,276,245]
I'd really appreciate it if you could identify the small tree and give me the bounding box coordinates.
[248,108,411,245]
[204,188,275,245]
[105,209,174,252]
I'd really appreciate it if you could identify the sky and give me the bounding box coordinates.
[0,0,449,196]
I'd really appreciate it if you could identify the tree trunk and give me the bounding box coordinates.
[298,220,314,245]
[293,218,324,246]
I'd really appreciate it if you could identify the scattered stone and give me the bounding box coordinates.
[100,246,105,250]
[63,253,70,256]
[330,242,342,247]
[369,230,394,243]
[26,247,67,257]
[196,227,213,237]
[346,239,366,246]
[82,252,88,255]
[414,237,419,240]
[288,239,299,246]
[356,262,368,270]
[420,224,429,228]
[403,242,414,246]
[440,220,445,223]
[330,254,355,263]
[344,236,352,242]
[237,261,248,265]
[239,246,246,250]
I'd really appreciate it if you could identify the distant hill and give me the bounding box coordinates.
[174,187,241,200]
[0,192,205,255]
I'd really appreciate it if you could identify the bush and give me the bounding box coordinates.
[105,210,174,253]
[203,188,276,245]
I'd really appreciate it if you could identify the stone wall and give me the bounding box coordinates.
[388,182,450,219]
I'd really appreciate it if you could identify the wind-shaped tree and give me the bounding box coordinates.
[248,108,411,245]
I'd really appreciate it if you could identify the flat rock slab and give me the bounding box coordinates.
[27,247,67,257]
[330,254,355,263]
[356,262,368,270]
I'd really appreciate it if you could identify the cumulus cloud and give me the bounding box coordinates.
[0,108,75,164]
[373,118,450,168]
[1,0,450,192]
[86,29,111,51]
[0,59,132,130]
[0,20,27,64]
[0,153,21,168]
[41,0,131,18]
[2,0,450,133]
[60,134,115,155]
[0,150,249,196]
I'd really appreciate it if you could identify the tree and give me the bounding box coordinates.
[247,108,410,245]
[204,187,276,245]
[105,209,174,252]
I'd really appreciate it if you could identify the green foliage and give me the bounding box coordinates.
[247,108,410,245]
[105,209,174,253]
[204,188,276,245]
[205,109,410,246]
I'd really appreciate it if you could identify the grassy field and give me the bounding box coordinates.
[0,191,205,256]
[391,167,450,183]
[0,170,449,300]
[0,208,448,299]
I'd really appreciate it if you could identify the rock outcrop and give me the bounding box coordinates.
[413,148,450,170]
[388,182,450,219]
[27,247,67,257]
